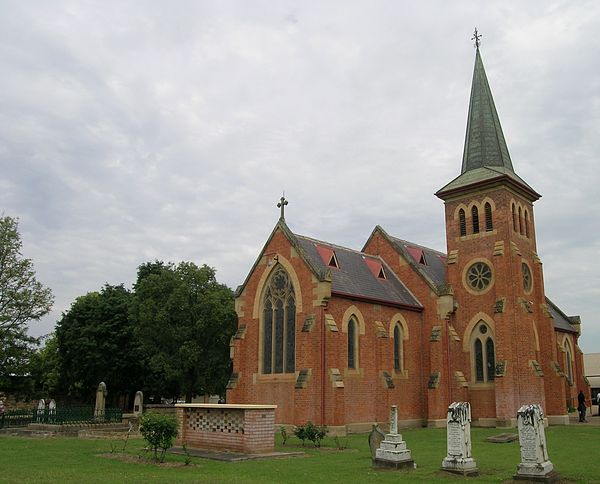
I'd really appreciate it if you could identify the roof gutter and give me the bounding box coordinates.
[331,290,423,312]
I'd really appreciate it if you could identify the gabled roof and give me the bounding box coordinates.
[363,226,448,295]
[235,220,421,311]
[295,234,422,310]
[546,298,578,334]
[436,47,540,201]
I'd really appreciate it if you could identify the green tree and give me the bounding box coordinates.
[55,284,140,402]
[29,333,62,396]
[131,262,236,402]
[0,216,54,392]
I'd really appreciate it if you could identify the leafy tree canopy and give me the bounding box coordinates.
[131,262,236,402]
[0,216,54,391]
[55,284,140,402]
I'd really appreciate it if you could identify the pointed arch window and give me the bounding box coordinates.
[524,211,530,238]
[484,202,493,231]
[472,322,495,383]
[518,207,523,235]
[348,317,358,369]
[393,324,403,371]
[471,206,480,234]
[459,209,466,237]
[262,265,295,374]
[512,204,517,232]
[564,341,574,385]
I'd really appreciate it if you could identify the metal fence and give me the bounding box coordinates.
[0,406,123,429]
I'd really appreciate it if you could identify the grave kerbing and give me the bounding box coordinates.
[441,401,478,476]
[514,404,559,482]
[372,405,414,470]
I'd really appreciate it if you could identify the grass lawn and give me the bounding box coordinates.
[1,425,599,483]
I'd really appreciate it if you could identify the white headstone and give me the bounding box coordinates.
[133,391,143,416]
[441,402,478,476]
[48,399,57,423]
[373,405,415,470]
[94,382,107,419]
[514,404,556,480]
[36,399,45,423]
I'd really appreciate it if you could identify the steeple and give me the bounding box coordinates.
[461,46,513,174]
[436,35,540,201]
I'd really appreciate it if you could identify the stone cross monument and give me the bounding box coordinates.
[441,401,478,476]
[372,405,415,470]
[514,404,558,481]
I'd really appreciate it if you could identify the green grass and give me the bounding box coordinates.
[1,425,599,483]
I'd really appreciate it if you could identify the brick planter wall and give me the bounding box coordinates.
[175,404,276,454]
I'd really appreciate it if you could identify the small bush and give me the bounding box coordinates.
[139,412,179,462]
[294,421,327,447]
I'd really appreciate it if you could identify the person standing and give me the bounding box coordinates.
[578,390,587,422]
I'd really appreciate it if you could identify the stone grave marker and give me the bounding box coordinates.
[441,401,478,476]
[514,404,558,481]
[133,391,143,416]
[373,405,414,470]
[368,424,385,459]
[36,399,45,423]
[94,382,107,419]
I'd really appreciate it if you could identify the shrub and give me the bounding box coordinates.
[294,421,327,447]
[139,412,179,462]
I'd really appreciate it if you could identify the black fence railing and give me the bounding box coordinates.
[0,406,123,429]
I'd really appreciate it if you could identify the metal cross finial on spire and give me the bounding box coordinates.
[472,28,482,48]
[277,194,288,221]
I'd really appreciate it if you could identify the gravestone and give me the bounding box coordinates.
[514,404,559,481]
[373,405,414,470]
[36,399,46,423]
[94,382,107,419]
[133,391,143,416]
[368,424,385,459]
[441,402,478,476]
[48,399,57,423]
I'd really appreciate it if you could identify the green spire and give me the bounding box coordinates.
[436,39,540,201]
[461,46,514,174]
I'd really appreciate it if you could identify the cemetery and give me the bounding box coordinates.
[2,391,600,481]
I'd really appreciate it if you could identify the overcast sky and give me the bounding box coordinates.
[2,1,599,353]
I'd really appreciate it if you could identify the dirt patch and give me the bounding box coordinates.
[98,452,197,468]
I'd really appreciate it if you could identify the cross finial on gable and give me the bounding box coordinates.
[277,195,288,221]
[472,28,482,49]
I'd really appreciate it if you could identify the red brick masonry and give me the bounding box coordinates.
[175,404,277,453]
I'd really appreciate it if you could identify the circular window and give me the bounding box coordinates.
[479,324,488,334]
[466,262,492,291]
[522,263,532,292]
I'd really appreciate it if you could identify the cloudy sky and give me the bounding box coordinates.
[2,1,599,352]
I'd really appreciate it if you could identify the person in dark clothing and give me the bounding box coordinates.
[578,390,587,422]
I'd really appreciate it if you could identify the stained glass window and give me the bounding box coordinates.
[262,265,296,374]
[475,339,484,382]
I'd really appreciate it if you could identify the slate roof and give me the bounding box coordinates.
[546,298,578,333]
[294,233,422,310]
[386,235,447,291]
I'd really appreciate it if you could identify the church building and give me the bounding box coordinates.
[227,40,589,432]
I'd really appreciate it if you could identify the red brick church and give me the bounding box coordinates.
[227,42,589,432]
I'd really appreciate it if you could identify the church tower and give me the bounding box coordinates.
[435,35,566,425]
